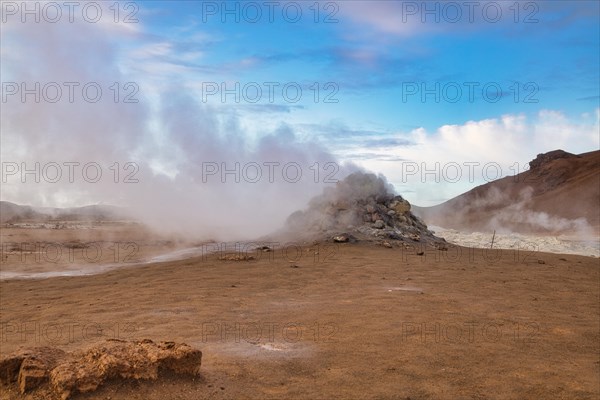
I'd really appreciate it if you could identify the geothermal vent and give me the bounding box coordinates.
[282,172,446,247]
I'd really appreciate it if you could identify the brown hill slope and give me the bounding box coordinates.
[414,150,600,235]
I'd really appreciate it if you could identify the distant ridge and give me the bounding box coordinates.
[0,201,131,223]
[413,150,600,235]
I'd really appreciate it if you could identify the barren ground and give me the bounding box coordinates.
[0,224,599,399]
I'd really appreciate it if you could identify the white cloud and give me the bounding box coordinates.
[344,109,600,206]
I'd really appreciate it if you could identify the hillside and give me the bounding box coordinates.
[413,150,600,235]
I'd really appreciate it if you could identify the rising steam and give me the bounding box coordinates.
[1,5,357,241]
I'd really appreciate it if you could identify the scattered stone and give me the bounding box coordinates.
[0,339,202,399]
[289,264,299,268]
[333,235,349,243]
[416,251,425,256]
[256,246,272,252]
[218,254,255,261]
[385,232,401,240]
[373,220,385,229]
[382,241,392,248]
[537,260,546,264]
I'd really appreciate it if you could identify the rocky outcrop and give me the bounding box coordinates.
[0,339,202,399]
[282,172,445,247]
[0,347,67,394]
[529,150,578,170]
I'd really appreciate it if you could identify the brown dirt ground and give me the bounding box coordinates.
[0,226,599,399]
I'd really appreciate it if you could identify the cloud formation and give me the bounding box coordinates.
[343,110,600,206]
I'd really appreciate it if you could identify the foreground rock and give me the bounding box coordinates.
[281,172,446,248]
[0,339,202,399]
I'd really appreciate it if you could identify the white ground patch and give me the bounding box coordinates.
[430,226,600,258]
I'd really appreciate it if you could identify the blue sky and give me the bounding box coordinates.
[1,0,599,209]
[138,0,600,202]
[132,0,599,128]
